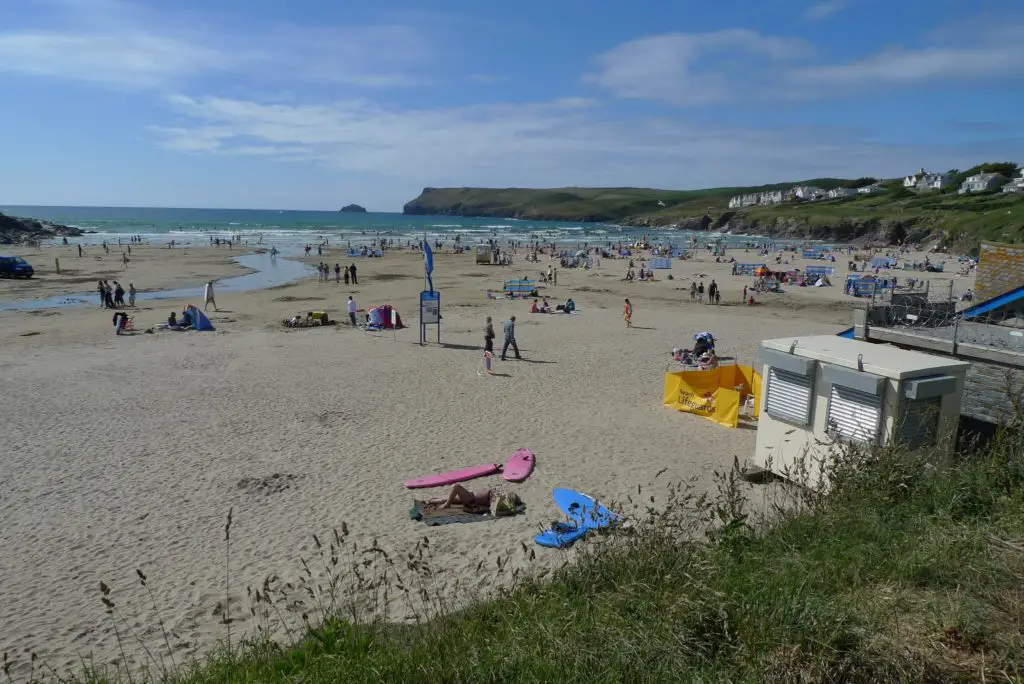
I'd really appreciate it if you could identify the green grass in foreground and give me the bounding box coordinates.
[15,413,1024,683]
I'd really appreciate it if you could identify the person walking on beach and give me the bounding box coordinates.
[689,281,697,302]
[113,281,125,308]
[97,280,106,307]
[347,296,358,326]
[334,263,341,283]
[344,265,350,285]
[78,244,83,257]
[127,283,137,308]
[697,282,705,304]
[623,298,633,328]
[501,316,522,361]
[104,281,115,309]
[708,279,718,305]
[349,263,358,285]
[204,280,218,311]
[484,316,495,354]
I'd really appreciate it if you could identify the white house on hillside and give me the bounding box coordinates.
[903,168,928,188]
[857,183,883,195]
[827,187,857,199]
[958,172,1007,195]
[918,172,954,190]
[903,169,952,190]
[789,185,826,201]
[728,189,785,208]
[1001,169,1024,194]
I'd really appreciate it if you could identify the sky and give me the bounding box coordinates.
[1,0,1023,211]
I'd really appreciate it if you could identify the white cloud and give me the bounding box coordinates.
[151,92,1024,208]
[0,32,232,87]
[588,20,1024,105]
[786,21,1024,93]
[802,1,849,22]
[0,2,431,89]
[585,30,811,105]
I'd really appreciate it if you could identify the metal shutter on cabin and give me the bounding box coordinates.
[765,368,813,425]
[898,397,941,449]
[827,385,881,443]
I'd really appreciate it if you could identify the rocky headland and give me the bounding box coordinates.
[0,212,85,245]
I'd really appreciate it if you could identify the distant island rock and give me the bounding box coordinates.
[339,204,367,213]
[0,212,84,245]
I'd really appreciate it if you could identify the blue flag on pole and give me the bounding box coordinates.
[423,240,434,292]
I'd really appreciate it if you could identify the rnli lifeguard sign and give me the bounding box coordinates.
[419,290,440,344]
[662,364,762,428]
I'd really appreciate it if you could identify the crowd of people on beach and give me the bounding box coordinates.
[97,279,135,309]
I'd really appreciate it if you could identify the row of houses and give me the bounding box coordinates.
[727,183,883,209]
[905,167,1024,195]
[728,166,1023,210]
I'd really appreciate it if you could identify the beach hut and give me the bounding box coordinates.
[752,336,969,489]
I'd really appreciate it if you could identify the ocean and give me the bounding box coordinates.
[0,205,791,249]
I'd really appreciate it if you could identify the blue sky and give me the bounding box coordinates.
[1,0,1023,211]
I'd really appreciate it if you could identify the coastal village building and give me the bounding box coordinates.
[789,185,826,201]
[1002,169,1024,194]
[827,187,857,199]
[857,183,883,194]
[727,189,785,208]
[902,168,953,190]
[959,172,1008,195]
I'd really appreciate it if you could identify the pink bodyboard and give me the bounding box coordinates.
[404,463,501,489]
[503,448,535,482]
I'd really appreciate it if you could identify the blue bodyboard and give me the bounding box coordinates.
[534,489,619,548]
[552,488,618,530]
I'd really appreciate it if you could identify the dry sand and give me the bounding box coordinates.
[0,242,974,677]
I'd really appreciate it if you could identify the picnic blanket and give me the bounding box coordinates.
[409,500,526,526]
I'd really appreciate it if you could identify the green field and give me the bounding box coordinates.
[403,182,1024,245]
[402,180,850,222]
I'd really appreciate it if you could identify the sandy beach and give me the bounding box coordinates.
[0,242,974,676]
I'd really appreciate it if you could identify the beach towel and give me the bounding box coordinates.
[409,500,526,526]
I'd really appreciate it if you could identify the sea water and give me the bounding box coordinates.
[0,205,796,250]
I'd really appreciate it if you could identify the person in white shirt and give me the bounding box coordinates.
[204,280,217,311]
[347,296,358,326]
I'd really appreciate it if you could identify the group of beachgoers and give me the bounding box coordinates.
[529,296,576,315]
[688,279,721,304]
[316,262,358,284]
[97,280,135,309]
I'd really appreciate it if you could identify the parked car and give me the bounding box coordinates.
[0,255,34,278]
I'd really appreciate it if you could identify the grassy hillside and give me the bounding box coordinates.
[52,417,1024,683]
[403,180,850,222]
[731,190,1023,244]
[403,182,1024,245]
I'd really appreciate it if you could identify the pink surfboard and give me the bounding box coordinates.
[503,448,535,482]
[404,463,501,489]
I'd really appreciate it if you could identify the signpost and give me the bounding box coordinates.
[419,231,441,345]
[420,290,440,344]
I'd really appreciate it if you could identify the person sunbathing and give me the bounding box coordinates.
[540,297,551,313]
[428,484,521,516]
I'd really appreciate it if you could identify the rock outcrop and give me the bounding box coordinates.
[339,204,367,213]
[0,212,84,245]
